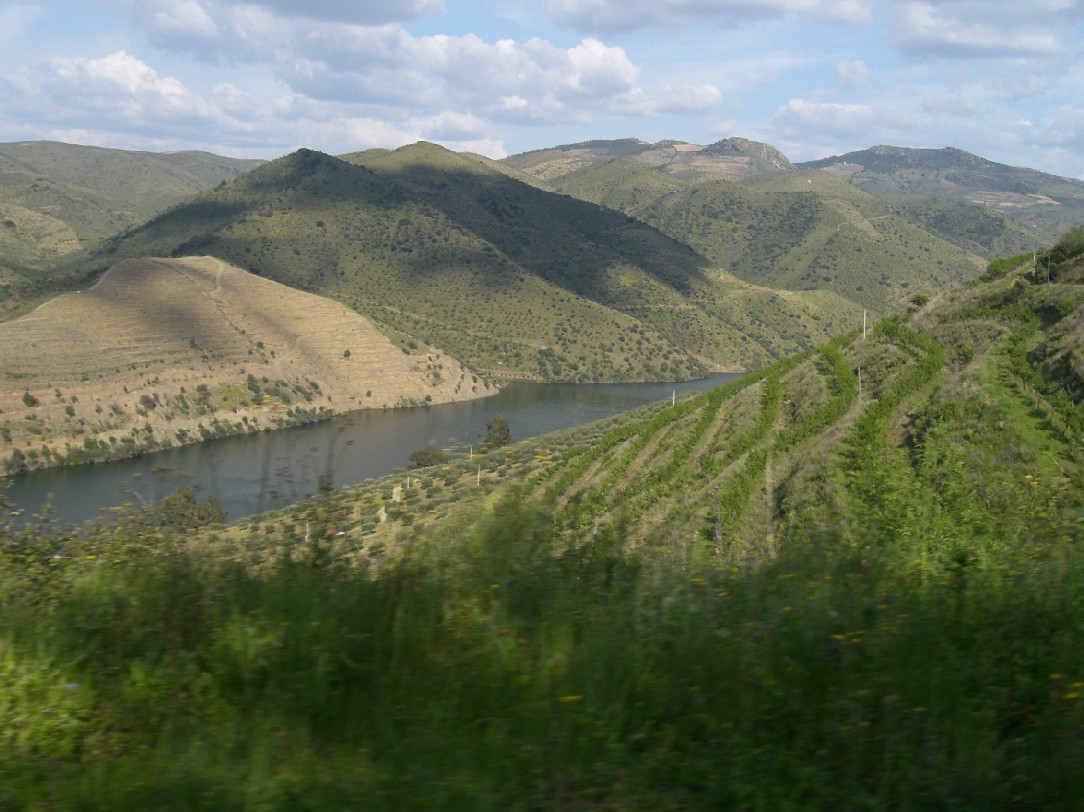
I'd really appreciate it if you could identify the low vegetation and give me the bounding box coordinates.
[2,232,1084,808]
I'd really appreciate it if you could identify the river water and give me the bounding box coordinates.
[3,373,742,526]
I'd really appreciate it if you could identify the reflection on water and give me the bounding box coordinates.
[4,374,741,525]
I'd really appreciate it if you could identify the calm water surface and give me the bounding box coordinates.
[5,374,742,525]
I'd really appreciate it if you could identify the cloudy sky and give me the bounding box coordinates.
[1,0,1082,176]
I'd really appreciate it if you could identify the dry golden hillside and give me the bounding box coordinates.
[0,256,493,471]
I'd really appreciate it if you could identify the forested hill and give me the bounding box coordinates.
[800,144,1084,239]
[0,140,261,275]
[77,144,865,380]
[4,230,1084,808]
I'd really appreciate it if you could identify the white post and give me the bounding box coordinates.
[477,465,481,487]
[863,310,867,339]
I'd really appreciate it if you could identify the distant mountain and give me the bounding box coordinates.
[799,145,1084,241]
[75,144,862,382]
[504,137,792,184]
[0,140,263,275]
[503,147,987,312]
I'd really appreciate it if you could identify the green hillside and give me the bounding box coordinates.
[0,140,262,276]
[4,232,1084,808]
[502,138,1084,285]
[800,145,1084,241]
[536,155,985,313]
[82,144,859,380]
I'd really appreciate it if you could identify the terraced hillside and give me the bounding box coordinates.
[217,232,1084,806]
[4,234,1084,808]
[249,237,1083,566]
[0,256,490,472]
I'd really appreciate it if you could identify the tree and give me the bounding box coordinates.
[484,416,512,449]
[409,446,450,469]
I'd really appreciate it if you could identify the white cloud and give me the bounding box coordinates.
[149,1,219,37]
[836,59,872,91]
[890,1,1074,57]
[613,83,722,115]
[285,29,647,123]
[774,98,877,133]
[567,38,639,94]
[50,51,215,120]
[542,0,873,34]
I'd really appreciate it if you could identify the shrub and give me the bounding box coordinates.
[409,447,451,469]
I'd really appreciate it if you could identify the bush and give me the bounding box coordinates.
[409,446,451,469]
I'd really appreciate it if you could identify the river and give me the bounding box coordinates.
[3,373,742,526]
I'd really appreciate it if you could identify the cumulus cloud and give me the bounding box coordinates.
[890,1,1074,57]
[772,98,881,139]
[543,0,873,34]
[48,51,216,122]
[284,28,651,125]
[76,0,743,143]
[612,84,722,115]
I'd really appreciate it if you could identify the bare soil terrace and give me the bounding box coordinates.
[0,256,494,472]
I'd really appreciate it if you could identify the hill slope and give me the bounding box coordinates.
[800,144,1084,240]
[523,153,986,312]
[0,256,490,472]
[5,236,1084,808]
[503,136,794,184]
[0,140,262,275]
[502,138,1080,280]
[81,144,861,381]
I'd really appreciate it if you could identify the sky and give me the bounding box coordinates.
[0,1,1082,177]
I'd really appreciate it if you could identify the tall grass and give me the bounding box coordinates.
[2,476,1083,809]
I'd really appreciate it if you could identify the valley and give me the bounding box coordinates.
[2,136,1084,809]
[3,229,1084,808]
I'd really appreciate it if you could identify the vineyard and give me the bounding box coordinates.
[3,238,1084,809]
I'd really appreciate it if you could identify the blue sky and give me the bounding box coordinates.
[0,1,1081,177]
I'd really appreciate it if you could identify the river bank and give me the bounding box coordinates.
[4,373,743,526]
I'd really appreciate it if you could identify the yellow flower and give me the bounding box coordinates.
[558,695,584,703]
